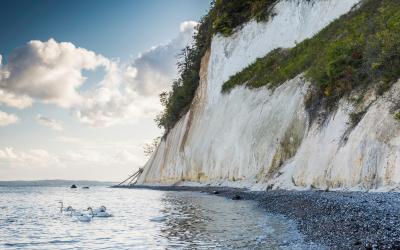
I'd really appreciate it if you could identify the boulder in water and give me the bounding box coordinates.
[232,194,242,200]
[70,184,77,188]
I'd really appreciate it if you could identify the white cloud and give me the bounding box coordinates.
[0,38,109,108]
[0,22,198,180]
[0,147,58,168]
[0,89,32,109]
[75,20,197,126]
[0,143,143,170]
[0,21,197,127]
[76,87,161,127]
[59,147,141,167]
[0,110,19,127]
[53,136,85,144]
[36,114,63,131]
[127,20,197,96]
[0,143,146,180]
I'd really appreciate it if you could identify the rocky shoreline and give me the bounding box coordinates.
[116,185,400,249]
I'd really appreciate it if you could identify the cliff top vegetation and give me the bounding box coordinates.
[155,0,279,131]
[222,0,400,110]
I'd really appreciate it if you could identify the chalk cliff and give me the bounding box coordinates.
[138,0,400,191]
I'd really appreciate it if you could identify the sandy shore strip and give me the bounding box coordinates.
[113,185,400,249]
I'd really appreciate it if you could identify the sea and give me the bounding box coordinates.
[0,183,316,249]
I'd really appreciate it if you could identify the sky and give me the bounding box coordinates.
[0,0,211,181]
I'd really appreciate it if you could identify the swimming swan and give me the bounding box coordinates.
[58,201,87,218]
[87,207,112,217]
[74,212,93,222]
[92,206,107,214]
[58,201,74,213]
[58,201,93,222]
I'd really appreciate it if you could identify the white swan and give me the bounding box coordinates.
[74,212,93,222]
[59,202,81,216]
[92,205,107,214]
[58,201,93,222]
[58,201,66,212]
[69,209,83,217]
[58,201,74,213]
[87,207,112,217]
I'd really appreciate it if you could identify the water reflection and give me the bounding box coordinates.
[0,187,319,249]
[158,192,279,249]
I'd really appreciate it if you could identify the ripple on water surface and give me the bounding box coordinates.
[0,186,320,249]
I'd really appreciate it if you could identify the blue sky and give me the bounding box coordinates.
[0,0,211,181]
[0,0,210,59]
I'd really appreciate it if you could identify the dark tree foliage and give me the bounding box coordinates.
[213,0,279,36]
[156,0,278,131]
[155,13,214,131]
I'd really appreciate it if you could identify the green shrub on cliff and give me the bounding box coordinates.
[155,11,214,131]
[156,0,279,131]
[394,112,400,121]
[222,0,400,108]
[212,0,278,36]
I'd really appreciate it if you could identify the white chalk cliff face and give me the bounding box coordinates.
[138,0,400,191]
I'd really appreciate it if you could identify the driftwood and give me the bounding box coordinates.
[116,168,144,186]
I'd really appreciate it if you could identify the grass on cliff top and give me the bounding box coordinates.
[221,0,400,107]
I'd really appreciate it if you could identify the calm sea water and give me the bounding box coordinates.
[0,186,316,249]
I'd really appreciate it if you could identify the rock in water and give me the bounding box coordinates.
[232,194,241,200]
